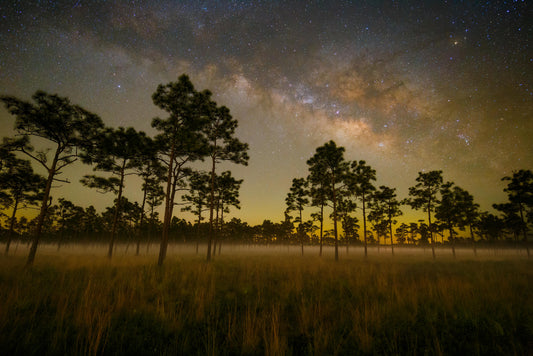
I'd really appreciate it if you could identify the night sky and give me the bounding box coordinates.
[1,1,531,225]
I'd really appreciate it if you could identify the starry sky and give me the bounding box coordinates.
[0,0,531,226]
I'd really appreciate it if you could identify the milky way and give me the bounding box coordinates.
[0,1,531,224]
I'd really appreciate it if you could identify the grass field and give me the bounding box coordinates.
[0,243,531,355]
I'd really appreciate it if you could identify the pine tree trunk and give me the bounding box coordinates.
[158,144,175,266]
[109,161,126,259]
[332,174,338,261]
[449,222,456,258]
[26,148,59,267]
[207,155,216,261]
[518,203,530,258]
[319,204,324,257]
[136,185,148,256]
[428,201,436,259]
[363,193,368,258]
[299,209,304,256]
[388,206,394,256]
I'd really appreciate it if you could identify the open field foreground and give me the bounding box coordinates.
[0,244,532,356]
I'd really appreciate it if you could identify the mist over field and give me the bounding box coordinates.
[2,241,531,261]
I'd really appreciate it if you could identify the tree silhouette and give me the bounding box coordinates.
[182,170,211,252]
[395,223,409,245]
[308,168,329,256]
[100,197,142,248]
[202,101,249,261]
[404,170,443,259]
[55,198,84,250]
[454,186,479,255]
[0,144,17,173]
[348,160,376,258]
[224,218,253,243]
[435,182,466,258]
[81,126,149,258]
[285,177,309,255]
[121,198,143,252]
[79,205,104,238]
[144,180,165,251]
[213,171,243,255]
[151,75,209,266]
[496,169,532,256]
[336,194,358,251]
[0,157,45,255]
[408,222,420,245]
[476,212,504,241]
[307,141,349,261]
[0,91,104,266]
[370,186,402,255]
[493,202,524,242]
[134,148,165,256]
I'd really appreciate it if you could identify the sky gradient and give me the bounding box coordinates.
[1,1,531,226]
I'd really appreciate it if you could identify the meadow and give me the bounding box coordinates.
[0,243,531,355]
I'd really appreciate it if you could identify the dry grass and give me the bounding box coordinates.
[0,244,531,355]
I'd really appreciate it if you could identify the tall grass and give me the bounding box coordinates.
[0,251,531,355]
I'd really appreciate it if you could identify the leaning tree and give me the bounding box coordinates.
[0,91,104,266]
